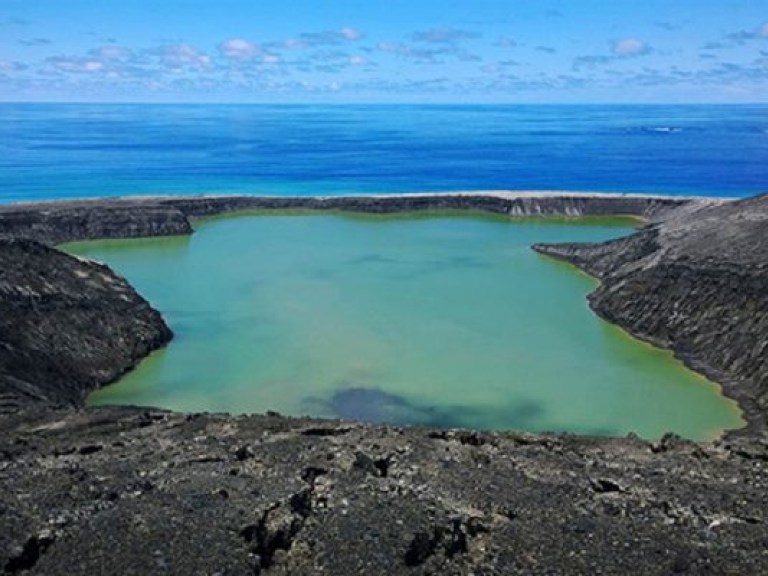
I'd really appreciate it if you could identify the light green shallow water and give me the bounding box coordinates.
[65,212,743,440]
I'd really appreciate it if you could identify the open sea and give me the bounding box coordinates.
[1,103,767,202]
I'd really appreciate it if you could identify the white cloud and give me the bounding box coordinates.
[761,22,768,38]
[349,55,369,66]
[162,43,211,70]
[83,60,104,72]
[341,27,362,41]
[574,38,652,70]
[47,56,106,73]
[219,38,261,60]
[611,38,651,57]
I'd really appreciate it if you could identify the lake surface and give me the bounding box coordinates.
[65,213,743,440]
[2,103,767,203]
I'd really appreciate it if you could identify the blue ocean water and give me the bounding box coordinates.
[1,103,766,203]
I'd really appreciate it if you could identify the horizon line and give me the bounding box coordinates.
[2,100,768,106]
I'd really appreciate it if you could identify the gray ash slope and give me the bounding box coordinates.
[0,238,172,412]
[534,192,768,435]
[0,192,767,575]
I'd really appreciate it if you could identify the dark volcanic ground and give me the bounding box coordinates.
[0,238,172,412]
[1,192,767,575]
[2,408,767,575]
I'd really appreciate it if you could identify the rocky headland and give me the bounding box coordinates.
[0,191,766,575]
[534,192,768,436]
[0,238,172,413]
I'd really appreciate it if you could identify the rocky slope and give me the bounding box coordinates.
[534,193,768,436]
[0,238,172,412]
[1,192,767,575]
[0,203,191,246]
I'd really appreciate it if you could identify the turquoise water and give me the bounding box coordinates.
[65,213,743,440]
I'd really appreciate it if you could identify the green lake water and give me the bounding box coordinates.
[64,212,743,440]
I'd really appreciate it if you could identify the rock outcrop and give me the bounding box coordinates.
[534,193,768,435]
[0,238,172,411]
[0,203,191,246]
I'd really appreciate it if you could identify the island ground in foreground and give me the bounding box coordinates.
[1,192,766,575]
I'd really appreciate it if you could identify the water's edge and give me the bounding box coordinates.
[2,190,753,440]
[71,210,742,439]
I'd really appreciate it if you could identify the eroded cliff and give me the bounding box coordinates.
[0,203,191,246]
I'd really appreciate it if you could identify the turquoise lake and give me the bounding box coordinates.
[65,213,743,440]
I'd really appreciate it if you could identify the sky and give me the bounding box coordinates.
[0,0,767,103]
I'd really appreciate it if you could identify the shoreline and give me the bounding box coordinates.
[536,253,746,440]
[0,189,727,210]
[0,189,733,204]
[0,190,711,246]
[78,207,742,442]
[1,191,766,574]
[0,190,757,440]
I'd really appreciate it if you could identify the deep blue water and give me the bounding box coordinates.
[1,103,766,203]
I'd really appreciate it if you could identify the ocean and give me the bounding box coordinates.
[1,103,767,203]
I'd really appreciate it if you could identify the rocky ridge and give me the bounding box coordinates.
[0,191,701,245]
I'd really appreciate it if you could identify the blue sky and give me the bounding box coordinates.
[0,0,767,103]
